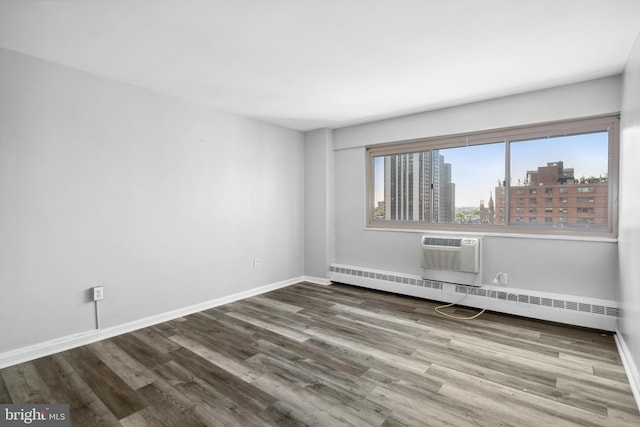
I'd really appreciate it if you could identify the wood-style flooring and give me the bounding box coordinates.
[1,282,639,426]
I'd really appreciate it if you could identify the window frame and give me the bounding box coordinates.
[365,115,619,237]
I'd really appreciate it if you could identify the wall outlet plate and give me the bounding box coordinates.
[93,286,104,301]
[499,273,508,285]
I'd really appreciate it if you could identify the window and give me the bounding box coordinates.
[577,197,595,203]
[367,116,618,235]
[577,187,595,193]
[577,218,595,224]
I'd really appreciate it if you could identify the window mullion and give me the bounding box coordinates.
[505,139,511,226]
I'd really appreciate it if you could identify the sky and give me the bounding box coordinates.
[374,131,609,208]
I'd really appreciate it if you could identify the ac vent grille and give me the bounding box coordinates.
[422,237,462,247]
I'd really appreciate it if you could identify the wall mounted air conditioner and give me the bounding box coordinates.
[420,236,480,274]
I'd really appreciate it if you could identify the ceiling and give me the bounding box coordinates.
[1,0,640,131]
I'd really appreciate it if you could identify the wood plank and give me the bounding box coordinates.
[0,362,53,403]
[225,311,310,343]
[0,282,638,426]
[0,369,14,403]
[111,333,173,369]
[304,327,430,373]
[368,382,496,426]
[252,334,368,377]
[168,334,262,383]
[431,363,608,427]
[87,340,156,390]
[32,354,122,427]
[170,347,277,413]
[135,381,209,427]
[131,326,182,354]
[62,346,147,420]
[251,372,382,427]
[174,375,272,427]
[249,295,305,313]
[119,407,172,427]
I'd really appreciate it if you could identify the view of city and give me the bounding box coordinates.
[373,132,609,227]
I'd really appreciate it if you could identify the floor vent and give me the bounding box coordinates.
[329,265,618,318]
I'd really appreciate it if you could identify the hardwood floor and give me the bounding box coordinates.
[1,282,639,426]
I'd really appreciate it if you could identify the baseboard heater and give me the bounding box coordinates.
[328,263,618,331]
[421,236,480,286]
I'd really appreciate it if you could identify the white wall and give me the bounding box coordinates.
[304,129,334,281]
[618,32,640,393]
[334,76,622,150]
[332,77,621,300]
[0,48,304,353]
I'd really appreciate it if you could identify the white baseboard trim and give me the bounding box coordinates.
[329,263,618,331]
[0,276,303,369]
[302,276,332,286]
[615,331,640,411]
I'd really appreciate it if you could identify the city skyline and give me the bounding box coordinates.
[374,131,608,209]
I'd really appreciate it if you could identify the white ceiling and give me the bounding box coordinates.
[1,1,640,131]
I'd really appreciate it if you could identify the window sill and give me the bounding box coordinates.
[363,226,618,243]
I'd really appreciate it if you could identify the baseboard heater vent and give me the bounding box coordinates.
[329,265,618,318]
[329,265,444,290]
[451,285,618,317]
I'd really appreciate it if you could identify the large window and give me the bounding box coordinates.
[367,116,618,236]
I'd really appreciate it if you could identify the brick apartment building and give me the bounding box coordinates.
[492,161,608,228]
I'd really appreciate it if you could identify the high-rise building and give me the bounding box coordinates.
[438,161,455,223]
[384,152,429,221]
[494,161,608,227]
[383,152,455,222]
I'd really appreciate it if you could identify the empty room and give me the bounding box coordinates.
[2,1,640,425]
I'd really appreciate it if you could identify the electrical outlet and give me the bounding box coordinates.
[93,286,104,301]
[253,258,260,268]
[500,273,508,285]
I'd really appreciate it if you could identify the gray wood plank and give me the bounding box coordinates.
[1,282,638,426]
[34,354,122,426]
[62,346,146,420]
[0,362,52,403]
[87,340,155,390]
[0,369,13,403]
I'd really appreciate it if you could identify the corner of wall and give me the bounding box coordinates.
[303,128,335,280]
